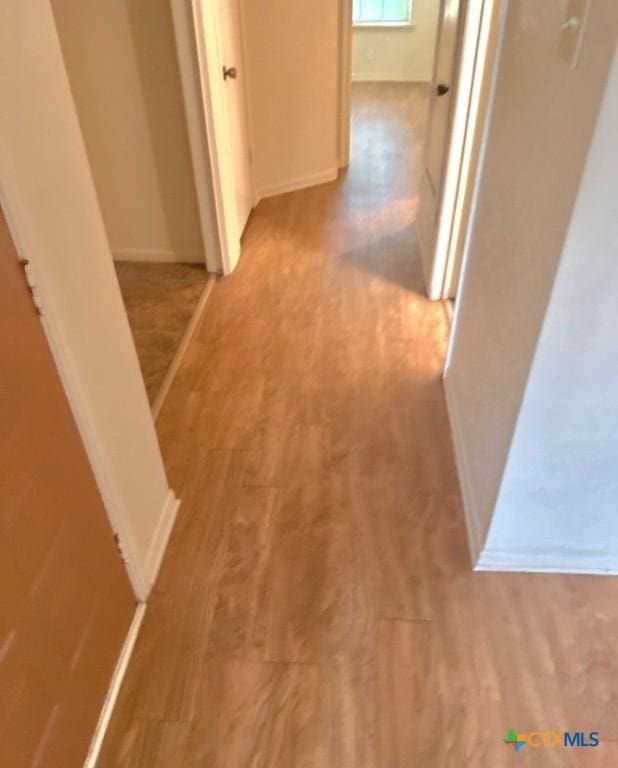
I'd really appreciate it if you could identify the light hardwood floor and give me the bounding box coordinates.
[99,84,618,766]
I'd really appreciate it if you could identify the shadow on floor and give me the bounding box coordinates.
[340,223,428,296]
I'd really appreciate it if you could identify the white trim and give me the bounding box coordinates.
[144,491,180,589]
[443,0,507,375]
[171,0,223,274]
[427,0,486,298]
[83,603,146,768]
[257,168,339,201]
[351,73,429,83]
[191,0,242,275]
[111,248,204,264]
[424,0,503,300]
[152,276,215,420]
[443,374,484,566]
[238,0,260,206]
[352,22,413,29]
[338,0,353,169]
[476,548,618,575]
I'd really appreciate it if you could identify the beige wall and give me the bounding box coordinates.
[242,0,340,198]
[1,0,178,599]
[481,48,618,572]
[445,0,618,558]
[352,0,440,82]
[50,0,204,262]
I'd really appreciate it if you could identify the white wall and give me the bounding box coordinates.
[0,0,178,599]
[50,0,204,263]
[444,1,618,561]
[242,0,340,198]
[352,0,440,82]
[480,49,618,573]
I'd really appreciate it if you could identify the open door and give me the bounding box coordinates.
[0,208,135,766]
[416,0,500,303]
[416,0,463,296]
[180,0,254,275]
[216,0,254,234]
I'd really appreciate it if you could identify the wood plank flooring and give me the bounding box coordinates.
[99,84,618,766]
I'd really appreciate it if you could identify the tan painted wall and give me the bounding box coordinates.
[352,0,440,82]
[242,0,340,198]
[50,0,204,263]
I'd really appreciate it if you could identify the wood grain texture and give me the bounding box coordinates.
[99,84,618,767]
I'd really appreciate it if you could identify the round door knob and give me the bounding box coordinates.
[223,65,238,81]
[436,83,450,96]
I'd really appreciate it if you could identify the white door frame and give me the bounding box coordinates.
[335,0,500,300]
[170,0,222,273]
[338,0,353,169]
[425,0,502,300]
[1,0,180,603]
[171,0,243,275]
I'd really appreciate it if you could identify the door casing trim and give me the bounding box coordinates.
[423,0,505,301]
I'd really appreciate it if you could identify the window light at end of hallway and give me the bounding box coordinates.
[353,0,413,26]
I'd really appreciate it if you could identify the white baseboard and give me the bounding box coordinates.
[351,74,431,83]
[112,248,204,264]
[476,547,618,575]
[144,490,180,591]
[152,276,214,420]
[257,168,339,201]
[443,374,485,566]
[445,377,618,576]
[83,602,146,768]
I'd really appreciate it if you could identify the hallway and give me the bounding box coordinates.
[99,85,618,766]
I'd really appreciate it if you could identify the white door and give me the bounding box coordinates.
[216,0,254,236]
[417,0,462,294]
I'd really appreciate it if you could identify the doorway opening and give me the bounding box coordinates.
[341,0,502,308]
[347,0,441,292]
[49,0,216,417]
[113,262,212,412]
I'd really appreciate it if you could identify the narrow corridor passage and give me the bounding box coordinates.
[99,84,618,767]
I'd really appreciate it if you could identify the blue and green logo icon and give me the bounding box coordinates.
[504,730,527,752]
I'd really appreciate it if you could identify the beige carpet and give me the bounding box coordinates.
[115,261,208,404]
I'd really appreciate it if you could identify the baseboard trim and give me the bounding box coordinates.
[83,602,146,768]
[112,248,204,264]
[351,74,431,83]
[257,168,339,201]
[443,374,485,566]
[144,490,180,590]
[476,547,618,575]
[152,276,215,420]
[444,378,618,576]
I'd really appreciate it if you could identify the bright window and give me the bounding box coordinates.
[353,0,412,26]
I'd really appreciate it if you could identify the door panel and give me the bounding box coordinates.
[425,0,461,194]
[0,209,134,767]
[417,0,462,291]
[216,0,254,235]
